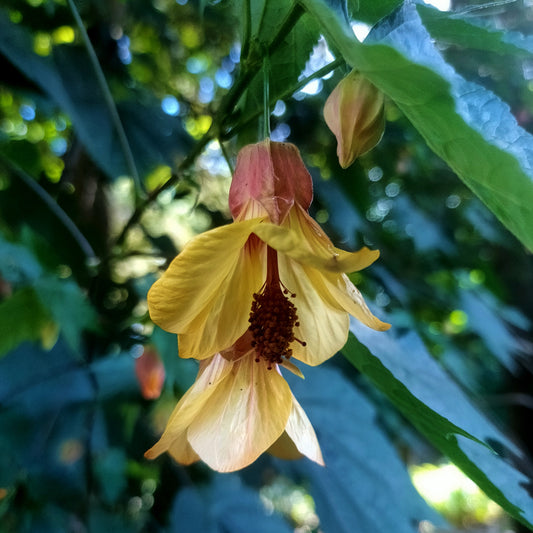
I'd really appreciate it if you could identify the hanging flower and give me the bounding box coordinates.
[145,334,323,472]
[145,139,389,471]
[324,70,385,168]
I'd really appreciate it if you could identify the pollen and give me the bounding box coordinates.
[248,281,305,369]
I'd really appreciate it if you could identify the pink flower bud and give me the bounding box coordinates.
[324,70,385,168]
[229,139,313,223]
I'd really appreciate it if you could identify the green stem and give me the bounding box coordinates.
[225,57,343,140]
[218,139,234,175]
[67,0,144,198]
[263,51,271,139]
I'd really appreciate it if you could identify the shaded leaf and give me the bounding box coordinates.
[0,288,53,357]
[343,322,533,529]
[285,364,442,533]
[170,476,292,533]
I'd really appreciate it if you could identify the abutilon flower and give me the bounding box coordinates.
[324,69,385,168]
[145,139,389,472]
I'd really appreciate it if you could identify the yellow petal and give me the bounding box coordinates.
[187,356,292,473]
[280,359,305,379]
[253,205,380,273]
[323,273,390,332]
[177,244,265,359]
[283,396,324,466]
[148,218,265,358]
[278,256,350,366]
[144,355,233,460]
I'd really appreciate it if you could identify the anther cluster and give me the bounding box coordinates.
[248,282,303,369]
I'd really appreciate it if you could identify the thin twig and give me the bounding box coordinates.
[4,159,96,260]
[111,3,305,251]
[67,0,144,197]
[225,57,343,139]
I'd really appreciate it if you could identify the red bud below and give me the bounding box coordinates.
[324,70,385,168]
[135,347,165,400]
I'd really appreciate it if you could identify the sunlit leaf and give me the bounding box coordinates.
[301,0,533,251]
[417,4,533,56]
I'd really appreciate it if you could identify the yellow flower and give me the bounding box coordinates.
[324,70,385,168]
[145,139,389,471]
[145,335,323,472]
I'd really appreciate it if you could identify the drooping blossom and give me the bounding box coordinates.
[145,139,389,471]
[324,70,385,168]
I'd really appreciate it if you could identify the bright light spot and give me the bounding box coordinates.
[215,68,232,89]
[186,56,207,74]
[423,0,451,11]
[199,77,214,104]
[450,309,468,327]
[52,26,75,44]
[19,104,35,121]
[410,463,502,525]
[301,79,322,95]
[352,21,371,42]
[445,194,461,209]
[368,166,383,182]
[469,269,485,285]
[161,95,180,116]
[271,123,291,142]
[272,100,286,117]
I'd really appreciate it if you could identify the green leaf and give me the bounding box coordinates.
[417,4,533,56]
[0,288,53,357]
[170,476,293,533]
[286,364,442,533]
[349,0,403,25]
[238,10,320,141]
[301,0,533,251]
[343,323,533,529]
[33,277,98,353]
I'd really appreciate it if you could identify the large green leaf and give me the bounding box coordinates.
[285,364,443,533]
[301,0,533,251]
[417,4,533,56]
[343,323,533,529]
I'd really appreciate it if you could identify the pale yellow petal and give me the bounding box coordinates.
[144,355,233,460]
[148,219,261,356]
[283,396,324,466]
[187,357,292,473]
[279,256,349,366]
[280,359,305,379]
[323,273,390,332]
[253,205,379,273]
[177,244,265,359]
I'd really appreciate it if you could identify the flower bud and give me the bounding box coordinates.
[135,347,165,399]
[324,70,385,168]
[228,139,313,224]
